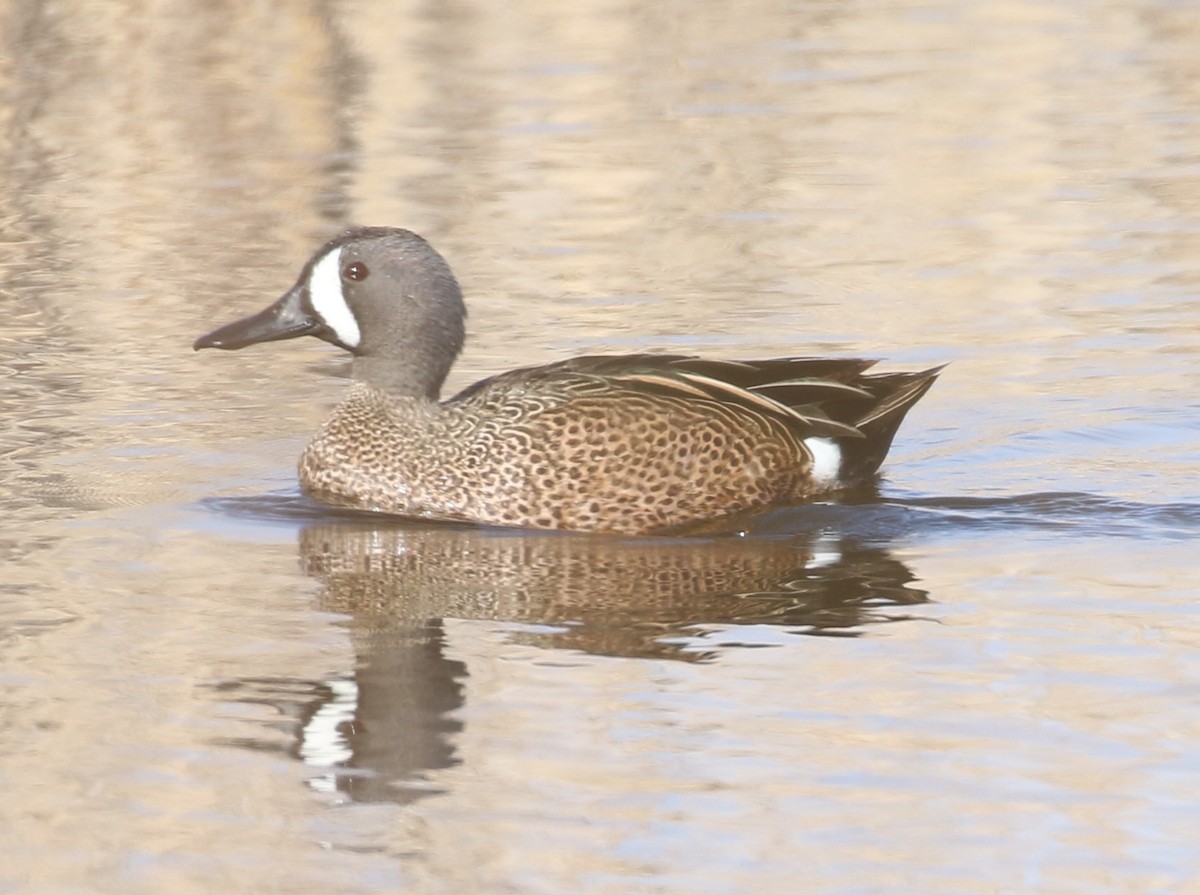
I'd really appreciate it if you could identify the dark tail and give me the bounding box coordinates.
[839,365,944,483]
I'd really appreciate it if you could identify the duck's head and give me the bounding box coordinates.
[194,227,466,399]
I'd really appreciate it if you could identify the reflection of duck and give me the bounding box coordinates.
[214,517,928,805]
[195,227,942,534]
[298,520,929,660]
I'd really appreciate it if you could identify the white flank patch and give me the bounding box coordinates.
[308,247,361,348]
[803,437,842,486]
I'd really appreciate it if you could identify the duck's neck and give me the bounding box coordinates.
[352,352,450,401]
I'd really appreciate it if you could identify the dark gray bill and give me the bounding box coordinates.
[193,285,324,351]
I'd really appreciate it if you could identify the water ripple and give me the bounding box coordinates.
[198,489,1200,542]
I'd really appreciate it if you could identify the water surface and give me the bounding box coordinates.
[2,1,1199,892]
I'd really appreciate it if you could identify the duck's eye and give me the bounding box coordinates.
[342,261,370,282]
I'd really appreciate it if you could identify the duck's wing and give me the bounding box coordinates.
[448,353,942,487]
[451,354,871,439]
[449,354,931,443]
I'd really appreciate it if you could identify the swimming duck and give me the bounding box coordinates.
[195,227,941,534]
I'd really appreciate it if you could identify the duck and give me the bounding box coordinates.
[194,227,941,535]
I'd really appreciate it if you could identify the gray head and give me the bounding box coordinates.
[194,227,467,399]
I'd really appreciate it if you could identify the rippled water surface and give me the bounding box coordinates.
[3,1,1199,892]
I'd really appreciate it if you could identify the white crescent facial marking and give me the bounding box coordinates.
[308,247,361,349]
[803,437,841,486]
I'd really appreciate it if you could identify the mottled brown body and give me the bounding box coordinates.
[299,355,939,534]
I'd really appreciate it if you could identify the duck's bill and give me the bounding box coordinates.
[193,285,325,351]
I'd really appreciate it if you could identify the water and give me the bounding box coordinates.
[3,1,1199,892]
